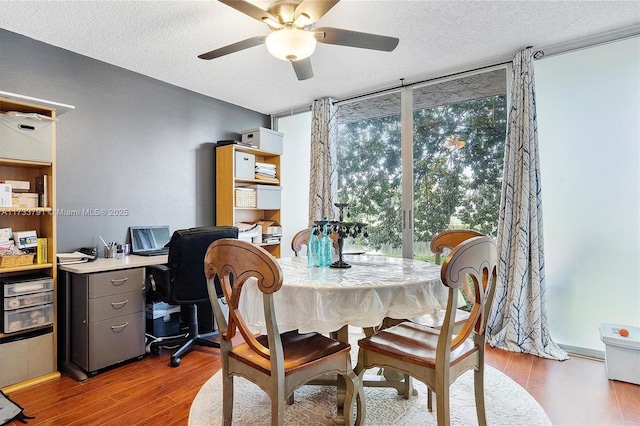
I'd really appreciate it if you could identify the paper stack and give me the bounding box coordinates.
[255,162,278,183]
[57,251,95,265]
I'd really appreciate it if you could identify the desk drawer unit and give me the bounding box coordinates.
[71,267,145,374]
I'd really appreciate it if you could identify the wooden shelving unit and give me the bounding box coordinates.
[0,95,68,391]
[215,144,281,257]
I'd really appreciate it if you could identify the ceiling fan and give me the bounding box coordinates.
[198,0,399,80]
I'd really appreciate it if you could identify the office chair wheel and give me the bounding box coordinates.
[150,345,160,355]
[170,356,181,367]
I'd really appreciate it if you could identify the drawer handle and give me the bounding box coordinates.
[111,300,128,309]
[111,322,129,332]
[110,278,128,286]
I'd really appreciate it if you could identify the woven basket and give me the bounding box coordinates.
[235,188,257,208]
[0,254,35,268]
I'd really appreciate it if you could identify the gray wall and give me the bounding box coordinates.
[0,29,269,252]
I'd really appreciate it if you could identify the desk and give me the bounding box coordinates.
[240,255,447,335]
[59,255,167,380]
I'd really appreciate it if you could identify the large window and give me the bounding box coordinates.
[335,69,507,259]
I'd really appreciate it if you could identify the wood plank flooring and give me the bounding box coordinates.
[4,344,639,425]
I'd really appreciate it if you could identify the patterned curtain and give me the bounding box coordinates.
[487,47,568,361]
[308,98,338,225]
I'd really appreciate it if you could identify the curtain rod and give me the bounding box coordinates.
[332,25,639,107]
[332,60,512,106]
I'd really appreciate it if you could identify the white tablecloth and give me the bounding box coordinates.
[239,255,447,334]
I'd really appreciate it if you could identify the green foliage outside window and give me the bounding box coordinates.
[336,96,507,252]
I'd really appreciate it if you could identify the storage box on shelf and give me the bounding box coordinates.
[0,93,70,391]
[235,151,255,180]
[216,140,282,257]
[241,127,284,155]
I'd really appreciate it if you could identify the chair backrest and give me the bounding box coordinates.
[430,229,484,265]
[291,227,339,256]
[291,229,311,256]
[205,239,283,361]
[438,236,497,353]
[167,226,238,303]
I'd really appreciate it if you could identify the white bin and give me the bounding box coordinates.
[242,127,283,154]
[599,323,640,385]
[250,184,281,209]
[235,151,255,179]
[0,113,53,162]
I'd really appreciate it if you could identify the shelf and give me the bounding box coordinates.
[235,178,280,185]
[0,207,53,214]
[234,207,280,211]
[0,90,75,116]
[232,145,280,158]
[0,159,52,168]
[0,263,54,273]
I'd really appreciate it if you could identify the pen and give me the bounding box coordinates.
[99,235,108,247]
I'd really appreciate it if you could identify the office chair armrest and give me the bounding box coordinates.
[147,264,171,300]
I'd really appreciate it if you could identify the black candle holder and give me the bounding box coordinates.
[313,203,368,269]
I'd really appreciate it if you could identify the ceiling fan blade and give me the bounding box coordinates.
[294,0,340,25]
[315,27,399,52]
[198,36,265,60]
[218,0,280,26]
[292,58,314,81]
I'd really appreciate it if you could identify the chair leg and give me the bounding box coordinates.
[436,384,450,426]
[222,372,234,426]
[427,388,434,412]
[354,368,367,426]
[341,370,358,426]
[272,393,285,426]
[474,367,487,426]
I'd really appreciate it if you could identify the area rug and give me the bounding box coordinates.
[189,361,552,425]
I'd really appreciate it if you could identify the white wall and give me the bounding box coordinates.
[275,111,312,258]
[535,36,640,354]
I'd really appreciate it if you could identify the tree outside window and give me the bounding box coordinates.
[336,95,507,258]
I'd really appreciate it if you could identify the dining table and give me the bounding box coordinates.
[238,254,449,420]
[239,254,448,335]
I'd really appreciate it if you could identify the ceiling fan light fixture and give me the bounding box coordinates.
[293,13,311,27]
[266,27,317,62]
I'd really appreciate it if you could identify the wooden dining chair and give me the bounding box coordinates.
[291,228,311,256]
[431,229,484,301]
[204,239,362,426]
[409,229,484,329]
[354,236,497,425]
[291,227,339,256]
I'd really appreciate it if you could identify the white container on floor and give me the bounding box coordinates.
[599,323,640,385]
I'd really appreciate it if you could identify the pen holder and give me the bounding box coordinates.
[118,243,131,256]
[104,245,117,258]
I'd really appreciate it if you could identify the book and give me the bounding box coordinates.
[37,238,48,264]
[35,174,48,208]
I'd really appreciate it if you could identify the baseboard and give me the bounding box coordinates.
[558,343,604,360]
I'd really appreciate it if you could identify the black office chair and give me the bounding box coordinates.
[147,226,238,367]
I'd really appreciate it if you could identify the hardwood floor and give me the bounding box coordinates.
[4,344,640,425]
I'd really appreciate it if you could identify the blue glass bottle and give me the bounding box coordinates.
[319,223,333,267]
[307,226,320,267]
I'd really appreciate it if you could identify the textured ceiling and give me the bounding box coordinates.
[1,1,638,115]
